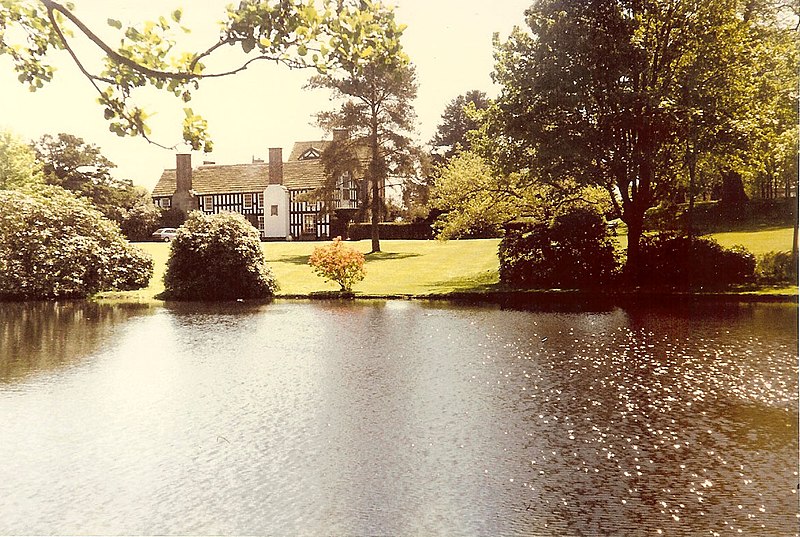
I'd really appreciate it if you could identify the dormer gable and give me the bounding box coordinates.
[298,147,321,160]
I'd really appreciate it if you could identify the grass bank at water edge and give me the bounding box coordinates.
[97,229,798,302]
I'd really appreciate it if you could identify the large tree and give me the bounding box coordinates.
[429,90,489,165]
[33,133,131,218]
[483,0,793,282]
[308,53,418,253]
[1,0,407,152]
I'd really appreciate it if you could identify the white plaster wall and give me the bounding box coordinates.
[263,185,290,239]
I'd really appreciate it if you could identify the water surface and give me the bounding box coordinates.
[1,300,797,535]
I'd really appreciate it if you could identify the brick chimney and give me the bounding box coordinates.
[172,153,197,215]
[332,128,349,141]
[176,153,192,192]
[268,148,283,185]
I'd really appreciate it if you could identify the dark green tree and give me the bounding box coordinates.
[483,0,788,283]
[308,58,418,253]
[430,90,489,165]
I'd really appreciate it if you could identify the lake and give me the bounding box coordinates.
[0,299,797,536]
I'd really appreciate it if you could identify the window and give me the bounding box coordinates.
[257,192,264,207]
[257,216,264,234]
[303,214,315,234]
[204,195,214,211]
[243,193,253,209]
[158,198,171,208]
[270,204,279,216]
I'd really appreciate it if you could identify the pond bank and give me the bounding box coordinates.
[279,288,799,307]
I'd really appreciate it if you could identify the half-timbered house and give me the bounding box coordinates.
[151,133,366,240]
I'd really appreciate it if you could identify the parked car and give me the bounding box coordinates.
[151,227,178,242]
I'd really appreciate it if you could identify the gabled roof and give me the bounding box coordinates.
[151,160,327,197]
[289,140,330,162]
[152,138,367,198]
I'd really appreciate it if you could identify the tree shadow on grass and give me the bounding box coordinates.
[364,251,421,261]
[271,254,311,266]
[426,273,503,294]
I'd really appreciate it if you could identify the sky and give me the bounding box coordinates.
[0,0,532,191]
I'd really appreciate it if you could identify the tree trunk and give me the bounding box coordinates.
[792,193,798,270]
[371,175,380,253]
[624,212,645,286]
[369,106,381,253]
[686,147,697,240]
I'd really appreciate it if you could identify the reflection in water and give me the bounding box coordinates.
[0,300,796,536]
[0,301,155,382]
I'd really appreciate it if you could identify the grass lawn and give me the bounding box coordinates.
[97,228,797,301]
[708,227,795,256]
[105,239,502,301]
[612,226,795,257]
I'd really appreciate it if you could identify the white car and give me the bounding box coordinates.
[151,227,178,242]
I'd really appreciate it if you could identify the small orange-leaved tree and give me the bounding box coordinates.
[308,236,366,292]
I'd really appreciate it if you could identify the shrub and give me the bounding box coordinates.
[119,201,162,241]
[499,207,619,289]
[638,234,756,289]
[162,211,277,300]
[346,221,434,240]
[756,251,797,283]
[309,236,366,292]
[0,186,153,299]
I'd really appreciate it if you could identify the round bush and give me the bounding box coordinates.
[309,236,366,292]
[756,250,797,284]
[638,234,755,289]
[162,211,277,300]
[0,186,153,299]
[499,207,619,289]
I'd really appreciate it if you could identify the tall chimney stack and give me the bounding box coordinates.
[332,128,349,142]
[268,147,283,185]
[176,153,192,192]
[172,153,196,216]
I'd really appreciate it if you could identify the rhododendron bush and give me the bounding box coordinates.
[0,186,153,299]
[308,237,365,292]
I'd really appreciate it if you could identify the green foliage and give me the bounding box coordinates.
[309,236,366,292]
[0,186,153,299]
[756,251,797,283]
[483,0,797,280]
[1,0,408,152]
[638,234,756,289]
[498,207,619,290]
[430,90,489,165]
[162,211,277,300]
[431,151,611,240]
[308,48,418,252]
[0,129,42,189]
[119,197,162,241]
[32,132,161,237]
[431,152,516,239]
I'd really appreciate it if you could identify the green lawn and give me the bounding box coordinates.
[112,239,501,300]
[709,227,795,256]
[99,228,796,302]
[612,226,795,257]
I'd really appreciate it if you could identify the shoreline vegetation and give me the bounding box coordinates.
[93,229,799,305]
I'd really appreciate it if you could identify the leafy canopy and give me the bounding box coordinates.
[308,47,418,252]
[1,0,409,152]
[0,185,153,299]
[0,129,42,189]
[163,211,278,300]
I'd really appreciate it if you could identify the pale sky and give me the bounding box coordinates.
[0,0,532,191]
